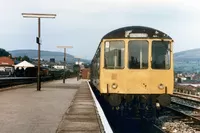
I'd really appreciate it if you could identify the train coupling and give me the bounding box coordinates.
[156,94,171,107]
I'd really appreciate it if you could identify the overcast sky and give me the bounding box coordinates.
[0,0,200,59]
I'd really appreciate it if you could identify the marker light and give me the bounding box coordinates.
[112,83,118,89]
[158,83,165,90]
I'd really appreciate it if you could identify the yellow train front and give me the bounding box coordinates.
[91,26,174,119]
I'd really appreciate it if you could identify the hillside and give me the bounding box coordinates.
[8,48,200,72]
[174,48,200,72]
[174,48,200,61]
[9,49,90,63]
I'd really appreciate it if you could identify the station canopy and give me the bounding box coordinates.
[14,61,35,69]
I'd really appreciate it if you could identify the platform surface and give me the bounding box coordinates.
[0,78,81,133]
[56,81,104,133]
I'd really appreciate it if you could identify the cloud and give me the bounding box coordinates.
[0,0,200,59]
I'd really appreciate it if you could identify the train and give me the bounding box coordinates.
[90,26,174,119]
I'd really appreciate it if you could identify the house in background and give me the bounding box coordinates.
[0,56,14,77]
[52,65,64,70]
[50,58,55,63]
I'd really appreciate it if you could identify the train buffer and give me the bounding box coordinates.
[0,78,111,133]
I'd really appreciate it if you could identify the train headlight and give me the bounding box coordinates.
[112,83,118,89]
[158,83,165,90]
[156,102,160,109]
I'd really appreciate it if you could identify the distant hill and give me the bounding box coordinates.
[9,48,200,72]
[174,48,200,73]
[9,49,90,63]
[174,48,200,61]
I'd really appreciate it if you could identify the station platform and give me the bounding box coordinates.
[56,81,104,133]
[0,78,106,133]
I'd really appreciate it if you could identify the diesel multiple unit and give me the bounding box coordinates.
[90,26,174,118]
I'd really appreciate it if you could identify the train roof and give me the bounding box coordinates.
[102,26,172,39]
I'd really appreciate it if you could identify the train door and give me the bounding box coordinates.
[149,40,174,94]
[101,40,125,93]
[126,40,150,94]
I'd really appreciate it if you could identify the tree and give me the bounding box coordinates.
[83,63,90,68]
[22,55,31,62]
[177,77,182,83]
[16,55,31,62]
[197,87,200,92]
[0,48,12,57]
[16,56,22,61]
[73,64,80,74]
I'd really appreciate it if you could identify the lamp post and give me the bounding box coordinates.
[57,46,73,83]
[74,56,83,71]
[22,13,56,91]
[74,56,82,65]
[74,56,83,80]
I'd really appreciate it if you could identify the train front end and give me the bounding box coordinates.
[97,26,174,112]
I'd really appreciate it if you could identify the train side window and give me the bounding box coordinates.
[152,41,171,69]
[104,41,125,69]
[128,40,148,69]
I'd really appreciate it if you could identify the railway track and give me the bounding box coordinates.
[88,84,200,133]
[89,82,165,133]
[0,76,53,88]
[173,92,200,103]
[170,92,200,121]
[152,124,166,133]
[156,93,200,133]
[167,103,200,122]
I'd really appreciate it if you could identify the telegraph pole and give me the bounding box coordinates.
[22,13,56,91]
[57,46,73,83]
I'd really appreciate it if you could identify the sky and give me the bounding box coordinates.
[0,0,200,60]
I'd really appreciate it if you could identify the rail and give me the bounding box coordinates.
[152,124,165,133]
[167,103,200,122]
[0,76,53,88]
[173,92,200,102]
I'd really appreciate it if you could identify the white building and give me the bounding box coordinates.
[15,61,35,70]
[75,61,83,65]
[53,65,64,69]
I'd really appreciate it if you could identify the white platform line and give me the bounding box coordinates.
[87,81,113,133]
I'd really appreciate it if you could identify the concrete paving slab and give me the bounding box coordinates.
[65,114,97,120]
[73,101,95,106]
[68,107,96,115]
[69,105,95,109]
[58,131,101,133]
[59,120,100,131]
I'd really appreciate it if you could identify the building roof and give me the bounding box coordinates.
[15,61,35,69]
[0,57,14,66]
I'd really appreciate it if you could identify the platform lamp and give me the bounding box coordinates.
[57,46,73,83]
[22,13,56,91]
[74,56,83,79]
[74,56,82,66]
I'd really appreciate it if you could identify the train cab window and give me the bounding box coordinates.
[104,41,125,69]
[152,41,171,69]
[128,40,148,69]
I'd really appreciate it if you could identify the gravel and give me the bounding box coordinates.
[155,95,200,132]
[158,116,200,133]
